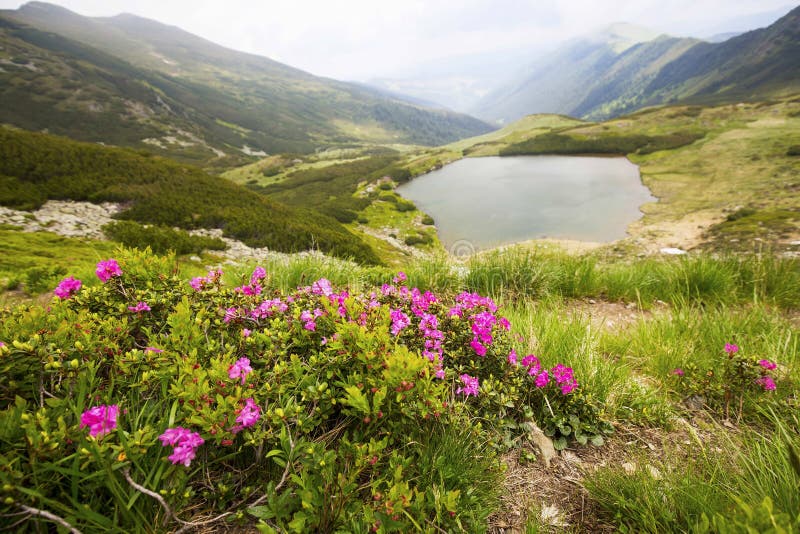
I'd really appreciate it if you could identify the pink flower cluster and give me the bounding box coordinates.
[551,364,579,394]
[456,374,480,397]
[250,298,288,319]
[724,343,739,355]
[228,357,253,384]
[96,259,122,283]
[235,266,267,295]
[758,359,776,370]
[54,276,82,299]
[756,376,776,391]
[311,278,333,297]
[300,309,323,331]
[127,301,151,313]
[233,398,261,433]
[159,427,205,466]
[390,309,410,336]
[80,404,119,437]
[190,269,223,291]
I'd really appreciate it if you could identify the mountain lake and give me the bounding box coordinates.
[396,155,655,253]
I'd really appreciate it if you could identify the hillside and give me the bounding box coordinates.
[474,7,800,123]
[0,127,380,263]
[0,2,493,167]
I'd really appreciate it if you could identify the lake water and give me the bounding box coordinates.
[396,156,654,254]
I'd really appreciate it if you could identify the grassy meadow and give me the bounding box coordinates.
[1,95,798,532]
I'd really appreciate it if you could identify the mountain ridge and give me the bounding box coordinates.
[472,6,800,123]
[0,2,494,165]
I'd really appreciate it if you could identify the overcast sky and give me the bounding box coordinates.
[0,0,795,80]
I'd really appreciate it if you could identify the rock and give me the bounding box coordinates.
[660,247,687,255]
[540,504,568,527]
[561,450,582,465]
[523,421,557,468]
[622,462,637,474]
[646,465,662,479]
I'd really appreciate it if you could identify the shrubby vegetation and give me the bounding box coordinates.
[103,221,227,255]
[500,131,705,156]
[0,128,380,264]
[255,155,413,221]
[0,250,604,532]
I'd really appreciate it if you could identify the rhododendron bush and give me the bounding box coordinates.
[0,250,607,532]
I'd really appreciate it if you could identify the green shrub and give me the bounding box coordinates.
[0,129,380,264]
[0,250,605,532]
[104,221,227,255]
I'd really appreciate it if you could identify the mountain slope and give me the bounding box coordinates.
[474,7,800,123]
[472,23,666,124]
[0,2,493,165]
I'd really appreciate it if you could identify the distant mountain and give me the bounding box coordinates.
[0,2,493,166]
[473,7,800,123]
[471,23,666,123]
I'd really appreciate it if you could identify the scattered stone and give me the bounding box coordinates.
[646,465,662,479]
[523,421,557,468]
[660,247,687,255]
[540,504,568,527]
[622,462,637,474]
[561,450,582,465]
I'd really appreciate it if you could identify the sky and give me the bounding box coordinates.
[0,0,795,80]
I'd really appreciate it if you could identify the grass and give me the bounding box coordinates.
[585,414,800,532]
[1,228,798,531]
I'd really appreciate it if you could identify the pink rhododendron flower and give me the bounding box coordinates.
[552,364,578,395]
[159,427,204,466]
[169,445,197,467]
[235,398,261,428]
[189,277,205,291]
[435,368,446,380]
[393,271,407,284]
[311,278,333,296]
[508,349,518,365]
[456,374,480,396]
[250,266,267,284]
[242,328,252,338]
[724,343,739,355]
[534,371,550,388]
[95,259,122,282]
[228,357,253,385]
[127,301,151,313]
[672,368,685,376]
[756,376,776,391]
[470,339,487,356]
[390,309,410,336]
[758,359,777,370]
[54,276,82,299]
[145,347,163,353]
[80,404,119,437]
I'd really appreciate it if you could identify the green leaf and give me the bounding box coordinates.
[343,385,370,414]
[248,506,273,520]
[553,437,568,450]
[590,435,604,447]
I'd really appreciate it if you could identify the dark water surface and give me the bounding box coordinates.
[396,156,654,252]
